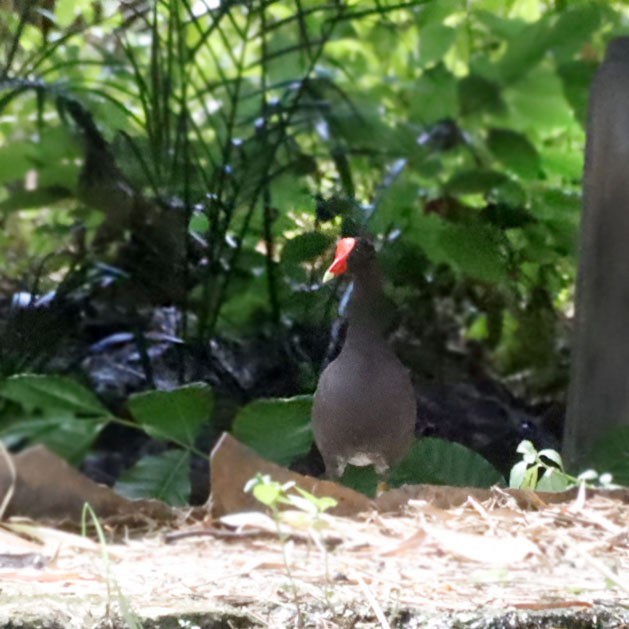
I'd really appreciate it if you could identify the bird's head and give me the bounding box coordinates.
[322,237,376,283]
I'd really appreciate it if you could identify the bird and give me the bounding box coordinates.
[312,237,416,479]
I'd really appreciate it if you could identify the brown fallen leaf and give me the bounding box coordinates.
[0,445,174,525]
[208,433,373,518]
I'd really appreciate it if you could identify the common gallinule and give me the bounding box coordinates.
[312,237,416,478]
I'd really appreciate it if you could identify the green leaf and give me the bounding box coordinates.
[516,439,537,462]
[232,395,313,466]
[416,0,460,26]
[293,486,337,513]
[538,448,564,469]
[282,232,333,265]
[339,465,378,498]
[487,128,541,180]
[419,23,456,65]
[0,187,72,212]
[550,4,601,64]
[389,438,505,488]
[0,416,106,465]
[412,64,458,125]
[536,467,571,492]
[409,213,508,284]
[115,450,190,506]
[557,61,598,127]
[0,144,32,184]
[55,0,79,27]
[251,481,287,508]
[128,383,213,448]
[446,169,509,195]
[0,374,110,416]
[505,67,575,132]
[458,75,504,116]
[588,426,629,486]
[509,460,528,489]
[439,220,508,284]
[497,16,552,83]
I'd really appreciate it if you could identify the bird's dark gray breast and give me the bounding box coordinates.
[312,338,416,476]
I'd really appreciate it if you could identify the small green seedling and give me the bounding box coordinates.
[509,440,572,491]
[244,473,337,516]
[509,440,615,491]
[245,474,339,611]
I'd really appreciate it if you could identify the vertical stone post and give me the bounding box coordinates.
[565,37,629,465]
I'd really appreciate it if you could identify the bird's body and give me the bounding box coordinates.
[312,238,416,478]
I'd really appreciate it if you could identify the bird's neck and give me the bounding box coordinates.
[344,263,389,346]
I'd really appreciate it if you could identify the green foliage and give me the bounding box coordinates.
[339,465,380,498]
[232,395,313,466]
[509,440,572,492]
[0,375,112,464]
[390,438,505,488]
[128,384,214,448]
[0,0,613,390]
[245,473,337,515]
[116,450,191,507]
[588,427,629,487]
[509,439,618,492]
[315,438,504,496]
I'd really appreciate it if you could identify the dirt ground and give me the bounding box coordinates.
[0,485,628,629]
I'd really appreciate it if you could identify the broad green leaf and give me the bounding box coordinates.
[339,465,378,498]
[458,75,504,117]
[55,0,80,27]
[419,23,456,65]
[411,213,508,284]
[282,232,333,265]
[412,64,458,125]
[416,0,460,26]
[550,4,601,63]
[487,128,541,180]
[409,213,507,284]
[232,395,313,466]
[557,61,598,128]
[0,144,32,184]
[497,16,552,84]
[446,169,509,195]
[473,10,527,41]
[128,383,213,448]
[0,374,110,416]
[438,222,508,284]
[115,450,190,506]
[588,426,629,487]
[540,146,584,181]
[0,416,106,465]
[505,67,575,132]
[389,438,505,488]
